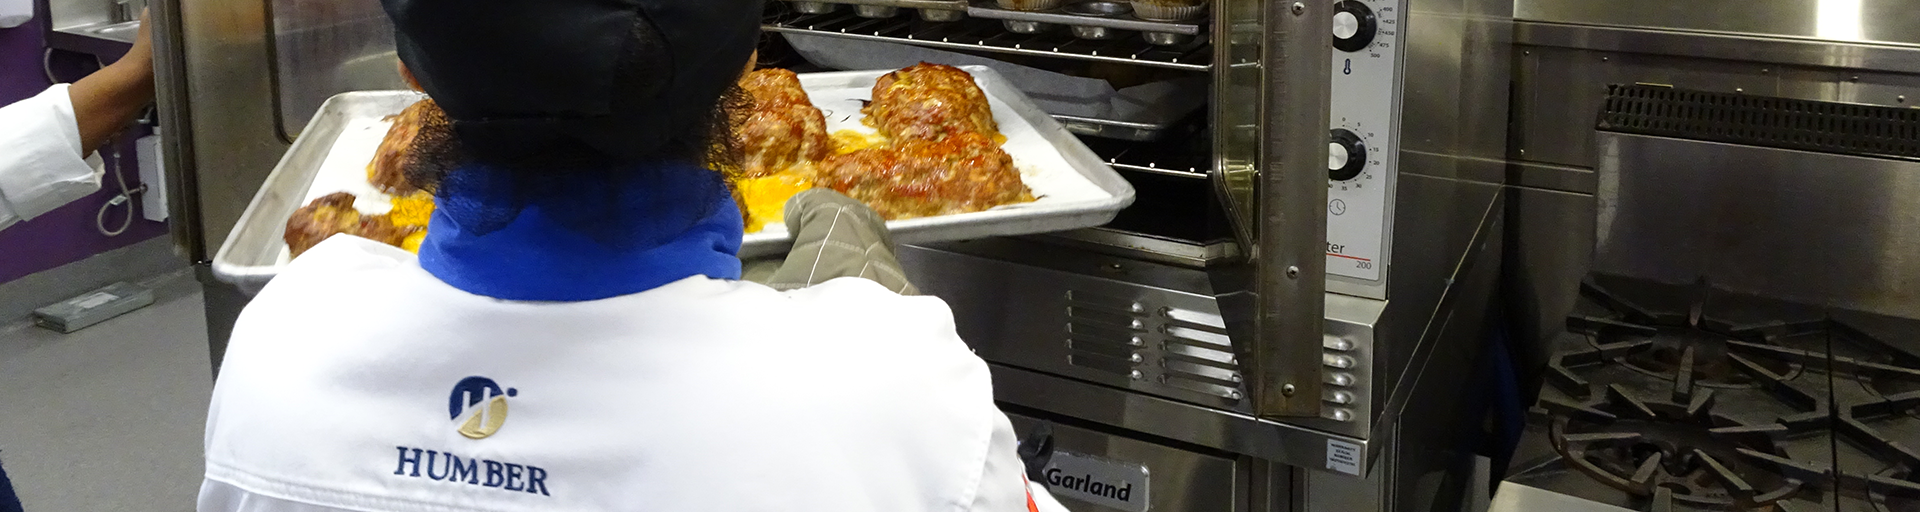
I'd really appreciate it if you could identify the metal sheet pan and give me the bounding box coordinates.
[781,33,1209,141]
[212,65,1135,294]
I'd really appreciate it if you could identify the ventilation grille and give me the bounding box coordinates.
[1598,84,1920,160]
[1062,291,1246,403]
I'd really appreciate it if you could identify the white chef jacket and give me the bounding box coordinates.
[0,84,104,230]
[200,235,1069,512]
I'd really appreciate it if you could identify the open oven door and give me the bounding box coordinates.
[1208,0,1334,419]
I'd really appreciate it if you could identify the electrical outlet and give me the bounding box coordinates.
[136,132,167,222]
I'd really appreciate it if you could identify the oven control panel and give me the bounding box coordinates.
[1325,0,1403,287]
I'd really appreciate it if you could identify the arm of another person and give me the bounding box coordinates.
[69,10,155,156]
[0,9,153,230]
[973,410,1072,512]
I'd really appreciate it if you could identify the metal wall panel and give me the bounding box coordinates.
[1372,173,1501,407]
[1511,46,1783,169]
[1502,25,1920,384]
[1516,0,1920,46]
[1514,22,1920,74]
[270,0,404,138]
[1498,186,1593,391]
[1594,133,1920,319]
[1398,0,1510,176]
[1510,21,1920,174]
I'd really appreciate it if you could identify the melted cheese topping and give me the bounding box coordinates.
[388,191,437,227]
[400,231,427,253]
[830,129,888,155]
[738,171,815,233]
[388,191,437,253]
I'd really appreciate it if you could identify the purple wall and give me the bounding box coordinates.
[0,20,169,284]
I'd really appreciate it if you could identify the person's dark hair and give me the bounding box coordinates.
[399,16,750,193]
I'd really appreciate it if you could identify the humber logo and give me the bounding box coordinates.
[383,377,550,497]
[450,376,516,439]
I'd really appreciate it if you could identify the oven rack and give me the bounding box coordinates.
[1039,228,1241,267]
[1055,112,1201,142]
[1108,160,1209,179]
[764,11,1212,71]
[775,0,1207,38]
[1081,132,1211,179]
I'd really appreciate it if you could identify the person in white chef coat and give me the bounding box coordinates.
[0,11,152,231]
[0,11,152,511]
[197,1,1070,512]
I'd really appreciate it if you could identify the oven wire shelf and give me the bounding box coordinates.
[1108,160,1209,179]
[764,10,1212,71]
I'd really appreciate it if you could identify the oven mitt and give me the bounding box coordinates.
[758,189,919,295]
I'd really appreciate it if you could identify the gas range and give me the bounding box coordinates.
[1505,274,1920,512]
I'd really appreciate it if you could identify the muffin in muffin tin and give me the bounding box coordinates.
[997,0,1063,11]
[1128,0,1208,21]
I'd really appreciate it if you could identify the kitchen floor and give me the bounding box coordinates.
[0,269,211,512]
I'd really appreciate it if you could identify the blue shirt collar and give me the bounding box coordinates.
[416,162,743,302]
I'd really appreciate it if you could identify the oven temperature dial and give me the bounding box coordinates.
[1331,0,1378,53]
[1328,128,1367,181]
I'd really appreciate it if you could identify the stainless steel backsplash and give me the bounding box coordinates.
[1501,9,1920,376]
[1593,132,1920,319]
[1516,0,1920,47]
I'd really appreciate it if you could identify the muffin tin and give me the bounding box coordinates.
[786,0,969,22]
[1063,2,1129,39]
[776,0,1205,46]
[968,0,1203,46]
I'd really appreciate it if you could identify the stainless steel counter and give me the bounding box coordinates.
[1488,483,1635,512]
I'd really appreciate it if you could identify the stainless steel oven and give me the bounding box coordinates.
[150,0,1512,510]
[761,1,1511,510]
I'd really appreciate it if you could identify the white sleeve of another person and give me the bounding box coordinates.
[0,84,104,230]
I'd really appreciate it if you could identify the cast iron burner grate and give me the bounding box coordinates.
[1553,278,1822,406]
[1518,274,1920,512]
[1549,386,1808,509]
[1867,466,1920,512]
[1827,316,1920,512]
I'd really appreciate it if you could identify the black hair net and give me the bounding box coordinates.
[380,0,764,163]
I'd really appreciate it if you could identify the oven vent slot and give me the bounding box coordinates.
[1060,291,1249,403]
[1160,350,1243,400]
[1157,306,1244,401]
[1598,84,1920,161]
[1065,291,1147,380]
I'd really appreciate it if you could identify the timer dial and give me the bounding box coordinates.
[1329,129,1367,181]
